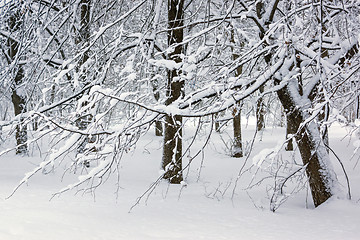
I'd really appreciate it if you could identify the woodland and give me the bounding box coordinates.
[0,0,360,216]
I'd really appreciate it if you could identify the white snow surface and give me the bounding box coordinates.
[0,120,360,240]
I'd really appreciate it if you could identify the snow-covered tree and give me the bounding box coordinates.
[1,2,29,154]
[1,0,359,210]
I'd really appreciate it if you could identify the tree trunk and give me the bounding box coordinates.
[75,0,91,63]
[232,105,243,158]
[7,8,28,154]
[230,28,243,158]
[256,85,265,131]
[75,0,92,155]
[162,0,184,184]
[285,50,302,151]
[277,85,336,207]
[155,120,163,136]
[255,1,266,132]
[162,115,183,183]
[12,68,28,154]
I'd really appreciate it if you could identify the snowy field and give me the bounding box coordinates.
[0,119,360,240]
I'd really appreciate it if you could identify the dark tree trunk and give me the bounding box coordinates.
[155,120,163,136]
[230,28,243,158]
[162,0,184,184]
[75,0,92,155]
[254,0,336,208]
[255,1,266,132]
[7,9,28,154]
[75,0,91,64]
[256,85,265,131]
[162,115,183,183]
[12,69,28,154]
[74,0,91,92]
[277,86,334,207]
[232,105,243,158]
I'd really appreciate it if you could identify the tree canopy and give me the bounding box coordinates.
[0,0,359,210]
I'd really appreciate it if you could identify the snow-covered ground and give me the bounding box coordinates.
[0,119,359,240]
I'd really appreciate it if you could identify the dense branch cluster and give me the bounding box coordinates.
[0,0,359,210]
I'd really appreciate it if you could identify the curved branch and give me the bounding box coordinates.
[324,142,351,200]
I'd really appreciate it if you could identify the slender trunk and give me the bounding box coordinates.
[316,0,330,151]
[162,0,184,184]
[7,9,28,154]
[12,68,28,154]
[75,0,90,66]
[255,1,266,131]
[75,0,92,155]
[230,28,243,158]
[256,85,265,131]
[149,0,164,137]
[155,120,163,136]
[232,105,243,157]
[162,115,183,183]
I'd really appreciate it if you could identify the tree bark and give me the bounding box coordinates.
[7,8,28,154]
[256,85,265,131]
[232,105,243,158]
[254,1,267,132]
[230,28,243,158]
[162,0,184,184]
[285,51,302,151]
[74,0,92,155]
[277,85,335,207]
[155,120,163,136]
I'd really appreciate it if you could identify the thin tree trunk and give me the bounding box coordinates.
[12,68,28,154]
[155,121,163,136]
[255,1,266,132]
[75,0,92,155]
[162,0,184,184]
[230,28,243,158]
[7,8,28,154]
[149,0,164,137]
[256,85,265,131]
[232,105,243,157]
